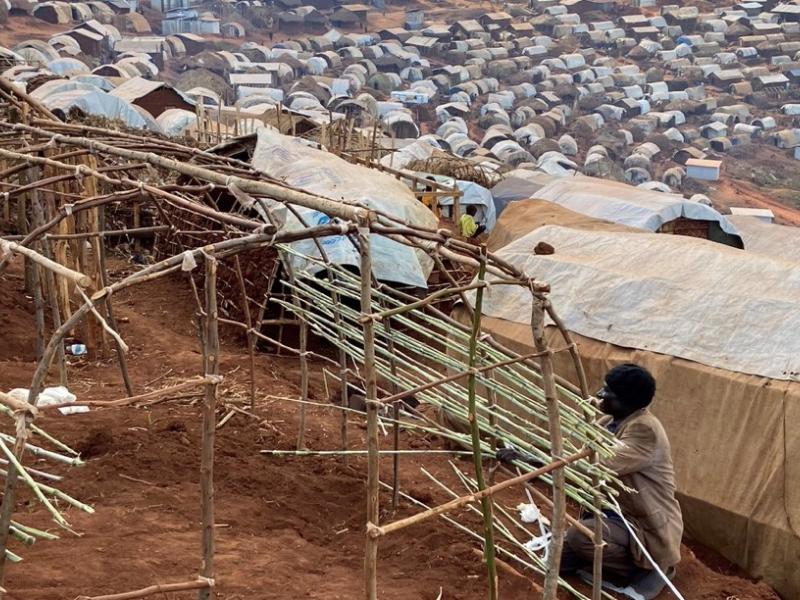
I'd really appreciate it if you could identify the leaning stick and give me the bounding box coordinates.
[97,205,133,396]
[0,239,90,286]
[232,255,256,408]
[76,288,129,353]
[369,448,591,538]
[74,578,213,600]
[46,376,217,409]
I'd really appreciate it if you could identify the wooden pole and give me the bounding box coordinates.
[545,302,604,600]
[532,293,566,600]
[41,238,67,386]
[466,246,497,600]
[297,314,309,450]
[378,304,401,511]
[198,252,219,600]
[27,180,46,362]
[97,206,134,396]
[233,256,256,408]
[360,222,379,600]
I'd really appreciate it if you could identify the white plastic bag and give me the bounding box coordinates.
[9,386,89,415]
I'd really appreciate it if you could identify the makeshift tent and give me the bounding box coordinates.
[250,127,438,287]
[533,175,743,247]
[378,136,444,170]
[437,180,497,231]
[463,200,800,599]
[156,108,197,137]
[490,172,555,216]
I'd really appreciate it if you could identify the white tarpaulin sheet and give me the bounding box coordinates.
[251,127,438,287]
[727,215,800,264]
[156,108,197,137]
[535,176,741,239]
[481,225,800,381]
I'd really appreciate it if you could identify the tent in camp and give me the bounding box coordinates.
[250,128,438,288]
[455,200,800,599]
[531,176,743,247]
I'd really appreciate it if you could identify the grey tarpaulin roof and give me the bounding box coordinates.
[533,175,742,245]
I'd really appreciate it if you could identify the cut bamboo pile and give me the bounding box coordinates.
[0,81,620,600]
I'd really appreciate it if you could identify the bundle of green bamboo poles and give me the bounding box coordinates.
[272,250,624,598]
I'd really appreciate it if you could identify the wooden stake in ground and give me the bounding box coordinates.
[532,293,566,600]
[466,246,498,600]
[359,223,379,600]
[199,252,219,600]
[545,302,605,600]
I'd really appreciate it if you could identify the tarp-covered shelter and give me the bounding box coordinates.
[250,128,438,287]
[532,176,742,247]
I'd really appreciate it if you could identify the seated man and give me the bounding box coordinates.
[458,205,486,239]
[499,363,683,600]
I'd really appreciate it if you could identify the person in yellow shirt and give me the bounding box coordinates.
[459,205,486,239]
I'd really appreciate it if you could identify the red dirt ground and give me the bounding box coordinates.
[0,17,67,48]
[0,257,781,600]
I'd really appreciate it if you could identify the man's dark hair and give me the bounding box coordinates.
[467,205,478,216]
[604,363,656,410]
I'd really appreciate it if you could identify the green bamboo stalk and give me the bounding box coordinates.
[467,247,498,600]
[10,521,58,541]
[0,438,68,528]
[4,550,21,563]
[0,432,82,466]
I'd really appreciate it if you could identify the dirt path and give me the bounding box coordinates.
[0,259,781,600]
[713,176,800,226]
